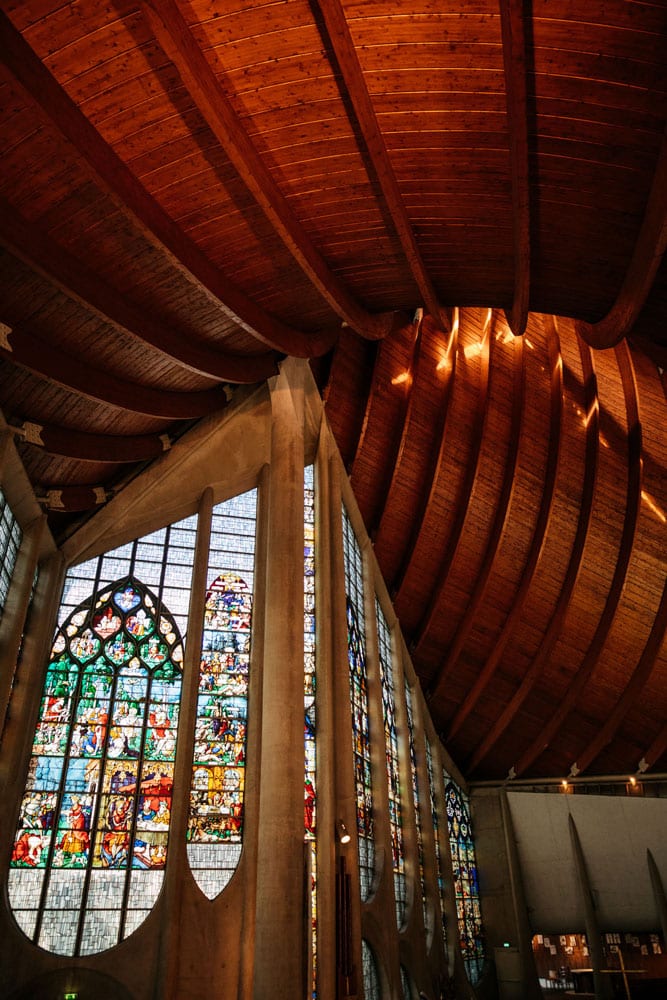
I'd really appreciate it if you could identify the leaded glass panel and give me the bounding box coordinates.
[8,516,196,956]
[0,487,22,617]
[186,489,257,898]
[426,737,447,948]
[362,938,381,1000]
[304,465,317,997]
[375,599,406,929]
[342,506,374,901]
[445,778,484,984]
[405,682,427,927]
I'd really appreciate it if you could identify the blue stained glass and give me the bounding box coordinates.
[445,777,485,985]
[342,506,375,901]
[375,599,406,928]
[8,513,195,957]
[187,489,257,900]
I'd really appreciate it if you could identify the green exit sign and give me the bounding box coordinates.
[64,993,78,1000]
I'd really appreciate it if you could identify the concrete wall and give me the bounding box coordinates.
[506,791,667,932]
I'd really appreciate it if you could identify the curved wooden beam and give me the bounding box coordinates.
[468,333,600,774]
[639,722,667,774]
[348,335,387,478]
[447,317,563,738]
[0,201,277,384]
[513,339,643,777]
[576,123,667,350]
[370,315,423,539]
[574,576,667,776]
[0,9,336,360]
[312,0,450,333]
[432,333,525,707]
[1,325,227,419]
[415,314,494,665]
[140,0,395,342]
[500,0,530,337]
[13,420,173,464]
[391,310,461,599]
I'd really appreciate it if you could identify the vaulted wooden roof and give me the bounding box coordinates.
[0,0,665,782]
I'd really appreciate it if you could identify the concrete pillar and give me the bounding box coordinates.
[155,487,213,1000]
[568,814,613,999]
[498,789,542,1000]
[647,849,667,945]
[253,361,306,999]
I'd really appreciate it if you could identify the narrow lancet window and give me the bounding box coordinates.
[342,506,375,900]
[0,487,22,619]
[8,516,197,955]
[362,938,381,1000]
[426,736,447,947]
[445,777,485,984]
[375,599,406,928]
[187,489,257,899]
[304,465,317,996]
[405,681,427,926]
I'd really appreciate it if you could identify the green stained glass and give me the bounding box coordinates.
[8,513,194,958]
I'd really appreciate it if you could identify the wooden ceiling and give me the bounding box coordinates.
[0,0,665,782]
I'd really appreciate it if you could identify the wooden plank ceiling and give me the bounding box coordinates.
[0,0,665,782]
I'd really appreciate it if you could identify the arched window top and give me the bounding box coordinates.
[8,512,197,957]
[187,489,257,900]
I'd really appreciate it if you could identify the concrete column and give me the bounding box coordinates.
[311,419,337,1000]
[647,849,667,945]
[568,814,613,999]
[253,360,306,999]
[155,487,213,1000]
[498,790,542,1000]
[330,453,363,998]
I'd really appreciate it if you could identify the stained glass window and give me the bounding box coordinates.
[405,681,427,926]
[304,465,317,997]
[426,737,447,948]
[187,490,257,899]
[0,487,22,618]
[445,778,484,984]
[8,516,197,955]
[342,506,374,900]
[362,938,381,999]
[375,599,406,928]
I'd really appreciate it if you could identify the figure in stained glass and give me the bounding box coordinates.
[186,489,257,900]
[8,549,190,957]
[445,778,485,984]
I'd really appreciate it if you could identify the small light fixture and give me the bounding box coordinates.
[336,820,351,845]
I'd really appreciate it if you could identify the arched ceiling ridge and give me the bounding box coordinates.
[414,311,494,671]
[390,309,461,600]
[513,339,644,777]
[430,329,525,704]
[446,314,563,743]
[528,340,645,777]
[468,331,601,775]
